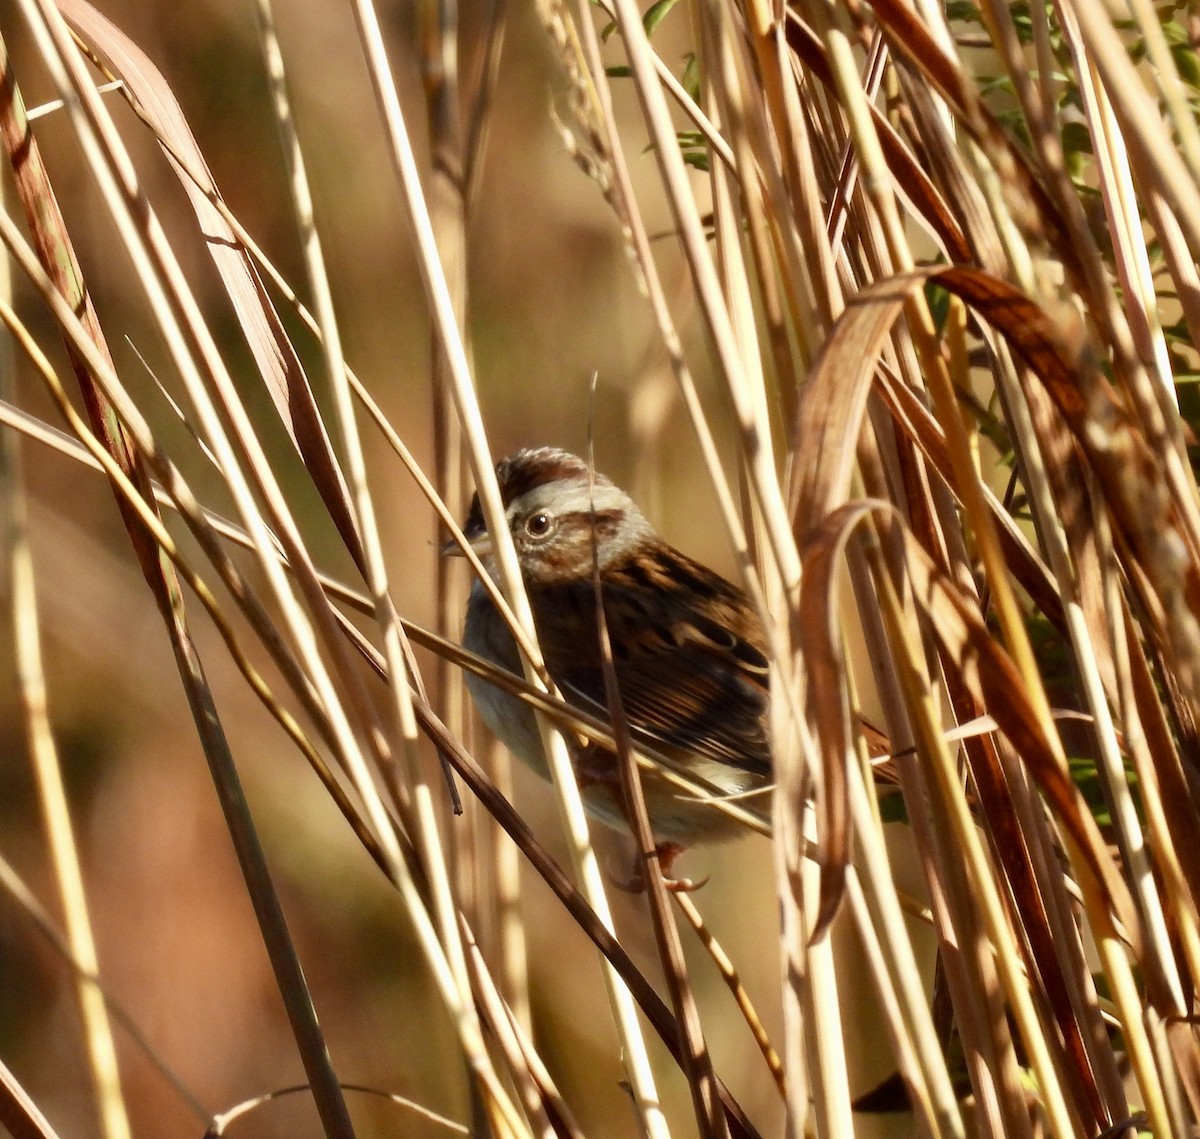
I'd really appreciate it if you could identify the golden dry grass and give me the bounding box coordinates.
[1,1,1199,1138]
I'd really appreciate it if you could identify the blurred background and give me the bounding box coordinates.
[0,1,925,1135]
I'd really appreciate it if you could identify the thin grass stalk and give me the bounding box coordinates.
[771,791,811,1139]
[0,206,130,1139]
[845,764,964,1139]
[706,80,769,436]
[63,0,366,566]
[2,17,361,1136]
[527,40,814,975]
[29,23,492,1089]
[417,0,494,1033]
[1115,599,1200,991]
[169,548,362,1139]
[419,0,468,750]
[847,498,1028,1139]
[1058,0,1200,471]
[490,743,530,1035]
[1,214,413,833]
[416,0,537,1087]
[787,53,918,1135]
[987,726,1120,1130]
[1144,1011,1193,1139]
[250,0,431,791]
[1121,0,1200,188]
[1146,184,1200,349]
[702,3,825,368]
[868,533,1068,1139]
[991,16,1200,1124]
[345,2,671,1129]
[0,279,357,1139]
[6,495,129,1139]
[57,0,409,772]
[585,447,728,1139]
[799,934,853,1139]
[1022,345,1190,1032]
[1053,2,1175,408]
[461,923,564,1139]
[916,338,1152,1128]
[969,1,1068,292]
[814,53,1155,1139]
[572,3,777,655]
[598,11,825,1129]
[945,62,1180,1121]
[15,8,529,1131]
[1070,0,1200,258]
[1008,759,1132,1130]
[0,286,409,881]
[0,851,207,1122]
[567,0,823,844]
[571,13,822,1135]
[460,0,507,205]
[0,1057,63,1139]
[252,2,505,1111]
[21,0,391,816]
[980,332,1140,1125]
[821,0,1041,733]
[203,1085,476,1137]
[591,0,734,170]
[607,0,800,588]
[673,891,787,1100]
[842,878,939,1139]
[823,32,886,270]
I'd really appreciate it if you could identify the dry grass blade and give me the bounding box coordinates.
[783,11,970,264]
[586,444,727,1139]
[412,700,761,1139]
[2,10,357,1135]
[796,269,1143,933]
[796,493,855,941]
[204,1085,472,1138]
[0,1059,63,1139]
[5,425,131,1139]
[672,892,787,1100]
[7,0,1200,1135]
[58,0,364,567]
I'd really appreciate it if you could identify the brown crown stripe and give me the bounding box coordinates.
[496,447,612,505]
[466,449,618,535]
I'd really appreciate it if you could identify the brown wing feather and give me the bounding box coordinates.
[530,546,772,776]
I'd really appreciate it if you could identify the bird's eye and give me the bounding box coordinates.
[523,511,555,539]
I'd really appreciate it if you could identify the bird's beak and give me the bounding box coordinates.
[441,531,492,559]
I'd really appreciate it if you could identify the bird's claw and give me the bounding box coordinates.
[606,843,708,893]
[664,872,709,893]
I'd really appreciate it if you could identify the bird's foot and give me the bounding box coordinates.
[658,843,709,893]
[607,843,708,893]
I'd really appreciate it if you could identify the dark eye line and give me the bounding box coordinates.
[519,506,624,539]
[558,508,624,526]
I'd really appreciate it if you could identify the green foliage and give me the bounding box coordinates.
[599,0,680,42]
[642,0,681,36]
[681,52,701,101]
[677,129,710,171]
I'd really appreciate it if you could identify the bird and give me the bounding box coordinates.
[444,447,772,883]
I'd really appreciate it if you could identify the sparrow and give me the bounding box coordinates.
[445,447,772,878]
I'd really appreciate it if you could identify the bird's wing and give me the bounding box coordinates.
[534,552,772,777]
